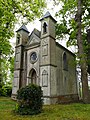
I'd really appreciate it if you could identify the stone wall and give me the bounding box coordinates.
[55,43,78,103]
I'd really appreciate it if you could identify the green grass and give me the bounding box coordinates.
[0,97,90,120]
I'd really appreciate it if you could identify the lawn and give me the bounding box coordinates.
[0,97,90,120]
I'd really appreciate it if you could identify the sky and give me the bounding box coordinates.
[10,0,76,53]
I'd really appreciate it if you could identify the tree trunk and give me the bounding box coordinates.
[77,0,89,103]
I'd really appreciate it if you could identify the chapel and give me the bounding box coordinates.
[12,12,78,104]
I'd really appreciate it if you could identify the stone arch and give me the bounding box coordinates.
[28,68,37,84]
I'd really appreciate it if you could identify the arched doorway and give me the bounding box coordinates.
[29,69,37,84]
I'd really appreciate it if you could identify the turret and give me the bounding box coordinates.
[40,11,57,39]
[16,25,29,45]
[11,25,29,99]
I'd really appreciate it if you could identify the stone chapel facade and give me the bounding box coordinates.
[12,12,78,104]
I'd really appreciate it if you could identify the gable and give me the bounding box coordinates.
[27,29,41,46]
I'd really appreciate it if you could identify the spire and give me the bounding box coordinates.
[16,24,29,33]
[40,11,57,23]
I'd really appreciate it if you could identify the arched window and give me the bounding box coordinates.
[43,22,47,34]
[17,34,20,44]
[63,52,68,70]
[29,68,37,84]
[42,70,48,87]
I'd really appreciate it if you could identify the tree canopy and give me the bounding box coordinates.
[55,0,90,46]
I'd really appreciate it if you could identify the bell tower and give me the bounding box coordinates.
[40,12,57,104]
[12,25,29,99]
[40,11,57,65]
[40,11,56,40]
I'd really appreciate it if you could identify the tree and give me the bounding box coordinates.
[76,0,89,103]
[0,0,46,86]
[54,0,90,103]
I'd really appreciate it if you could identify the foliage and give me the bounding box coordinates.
[1,55,14,83]
[0,85,12,97]
[15,84,43,115]
[1,97,90,120]
[55,0,90,47]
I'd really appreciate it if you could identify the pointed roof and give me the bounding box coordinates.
[40,11,57,22]
[16,25,29,33]
[27,28,41,46]
[29,28,41,38]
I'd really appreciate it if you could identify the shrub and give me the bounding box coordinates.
[4,86,12,97]
[1,86,7,96]
[15,84,43,115]
[0,85,12,97]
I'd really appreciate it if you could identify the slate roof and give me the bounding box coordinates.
[16,25,29,33]
[40,11,57,23]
